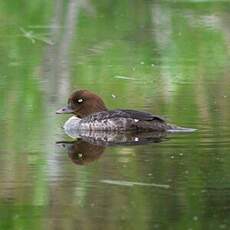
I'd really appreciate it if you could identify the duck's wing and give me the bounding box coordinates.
[82,109,165,123]
[116,109,165,122]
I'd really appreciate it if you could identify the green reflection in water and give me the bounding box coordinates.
[0,0,230,230]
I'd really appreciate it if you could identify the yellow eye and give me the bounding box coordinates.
[78,98,83,103]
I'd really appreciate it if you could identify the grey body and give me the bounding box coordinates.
[64,109,196,132]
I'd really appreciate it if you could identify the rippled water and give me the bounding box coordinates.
[0,1,230,230]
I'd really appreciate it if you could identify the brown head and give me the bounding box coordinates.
[56,90,108,118]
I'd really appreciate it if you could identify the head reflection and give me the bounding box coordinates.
[57,131,167,165]
[56,140,104,165]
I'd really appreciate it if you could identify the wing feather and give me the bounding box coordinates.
[84,109,165,123]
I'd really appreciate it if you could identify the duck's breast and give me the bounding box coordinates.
[64,116,81,130]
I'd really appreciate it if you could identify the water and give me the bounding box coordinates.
[0,1,230,229]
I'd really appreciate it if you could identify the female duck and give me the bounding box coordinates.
[56,90,196,132]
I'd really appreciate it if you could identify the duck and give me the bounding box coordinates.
[56,90,196,132]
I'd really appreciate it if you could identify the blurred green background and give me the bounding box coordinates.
[0,0,229,230]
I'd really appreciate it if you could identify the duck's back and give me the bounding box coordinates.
[79,109,171,131]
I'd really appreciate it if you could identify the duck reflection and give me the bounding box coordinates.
[56,130,167,165]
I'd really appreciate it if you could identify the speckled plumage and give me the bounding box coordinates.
[78,109,169,131]
[64,110,185,132]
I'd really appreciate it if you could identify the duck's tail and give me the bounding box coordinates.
[166,123,197,133]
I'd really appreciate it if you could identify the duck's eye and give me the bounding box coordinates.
[77,98,83,103]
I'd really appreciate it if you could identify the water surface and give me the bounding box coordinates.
[0,1,230,230]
